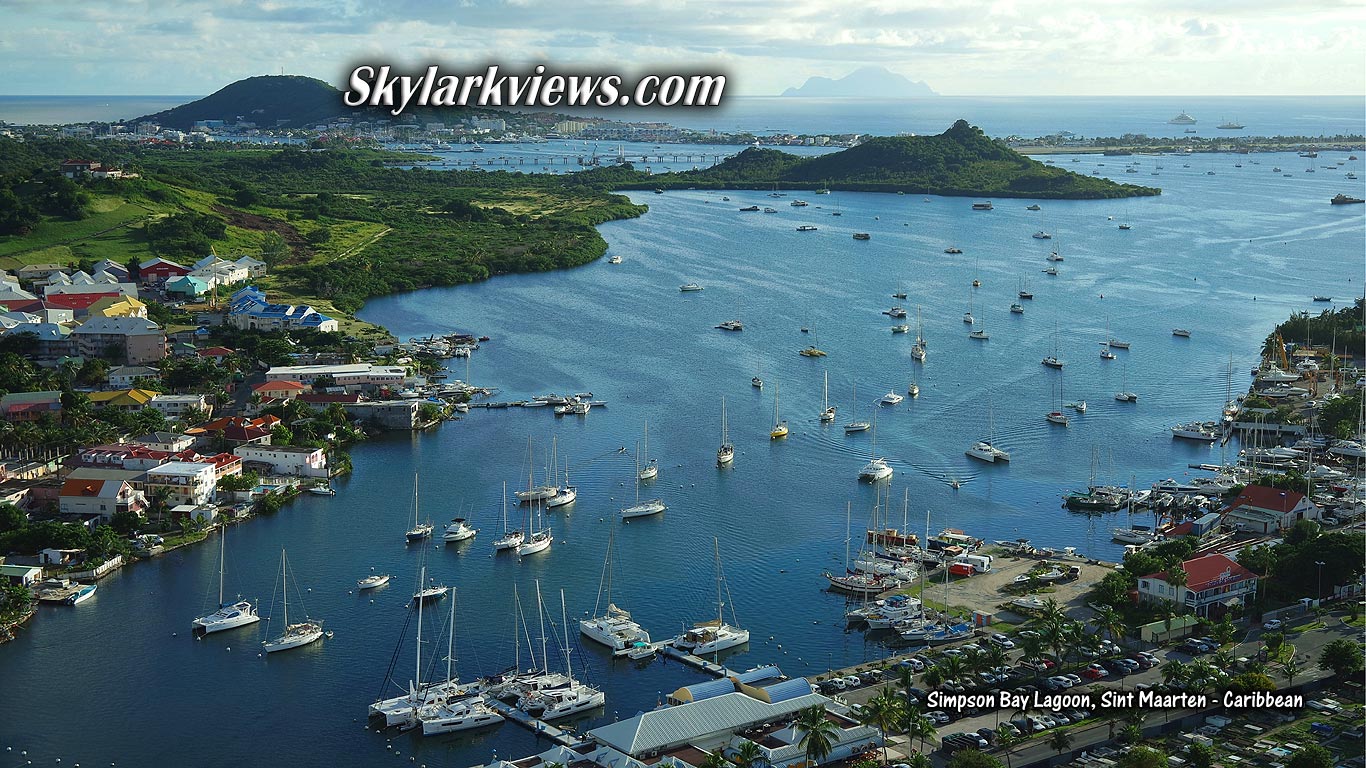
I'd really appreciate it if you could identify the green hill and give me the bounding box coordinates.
[635,120,1158,199]
[135,75,350,130]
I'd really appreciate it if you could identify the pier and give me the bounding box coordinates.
[482,697,580,747]
[659,644,731,677]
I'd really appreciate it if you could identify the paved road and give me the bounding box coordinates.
[837,618,1357,764]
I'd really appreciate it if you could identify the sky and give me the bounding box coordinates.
[0,0,1363,97]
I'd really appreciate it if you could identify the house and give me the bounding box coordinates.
[165,275,209,299]
[0,391,62,423]
[226,286,338,332]
[195,346,236,363]
[1223,485,1320,534]
[148,393,211,422]
[1138,552,1261,619]
[0,323,74,363]
[43,291,123,318]
[58,159,101,178]
[264,363,407,392]
[87,295,149,319]
[91,260,130,282]
[233,444,328,478]
[15,264,66,285]
[87,388,159,412]
[144,461,217,507]
[0,563,43,587]
[130,431,195,453]
[77,444,173,471]
[58,477,146,522]
[234,255,268,278]
[137,257,191,284]
[107,365,161,389]
[187,415,279,446]
[252,379,308,401]
[44,281,138,301]
[71,316,167,364]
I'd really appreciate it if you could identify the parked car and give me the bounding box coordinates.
[989,633,1016,649]
[900,657,927,672]
[998,723,1021,738]
[1263,619,1284,631]
[1130,656,1153,670]
[1137,651,1161,666]
[976,727,998,745]
[1103,660,1130,675]
[1063,673,1083,686]
[1083,664,1109,679]
[1046,675,1074,690]
[826,678,847,691]
[842,675,863,688]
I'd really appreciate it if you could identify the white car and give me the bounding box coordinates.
[1047,675,1074,689]
[990,633,1016,649]
[1263,619,1284,631]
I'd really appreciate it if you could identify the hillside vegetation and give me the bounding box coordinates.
[631,120,1159,199]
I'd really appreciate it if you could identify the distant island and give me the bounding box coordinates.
[781,66,937,98]
[134,75,353,130]
[624,120,1158,199]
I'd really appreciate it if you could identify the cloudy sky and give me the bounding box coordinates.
[1,0,1362,96]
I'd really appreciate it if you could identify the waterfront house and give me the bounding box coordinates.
[107,365,161,389]
[0,391,62,423]
[264,363,407,392]
[0,563,43,587]
[1138,552,1261,619]
[71,316,167,365]
[58,477,146,522]
[233,444,328,478]
[1222,485,1320,534]
[144,461,217,507]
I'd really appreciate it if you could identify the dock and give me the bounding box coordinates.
[660,644,731,677]
[483,697,579,747]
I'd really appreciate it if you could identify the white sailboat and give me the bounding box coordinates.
[638,421,659,481]
[966,404,1010,462]
[911,306,927,362]
[192,528,260,635]
[620,443,667,519]
[844,383,871,433]
[517,586,605,720]
[372,565,473,726]
[716,397,735,466]
[544,438,577,508]
[1047,371,1070,426]
[514,436,557,502]
[405,473,433,543]
[517,497,552,557]
[1115,363,1139,402]
[672,538,750,656]
[262,549,324,653]
[858,421,894,482]
[418,592,505,735]
[491,481,524,552]
[819,370,837,422]
[580,530,652,653]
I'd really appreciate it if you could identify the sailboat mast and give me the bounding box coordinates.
[217,531,225,607]
[560,589,574,682]
[844,502,851,572]
[280,550,289,628]
[417,565,425,686]
[502,481,508,534]
[713,538,723,624]
[446,587,456,686]
[535,580,549,674]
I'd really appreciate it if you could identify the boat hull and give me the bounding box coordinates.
[263,624,324,653]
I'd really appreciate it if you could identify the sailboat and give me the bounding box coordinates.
[371,565,473,726]
[966,404,1010,462]
[262,549,324,653]
[621,443,666,519]
[819,370,837,422]
[417,590,505,735]
[514,437,557,502]
[516,585,606,720]
[517,497,552,556]
[911,307,926,362]
[968,316,988,340]
[637,421,659,480]
[1047,371,1071,426]
[192,528,260,635]
[580,530,652,653]
[672,539,750,655]
[1115,363,1138,402]
[769,382,788,439]
[858,421,893,481]
[963,290,975,325]
[491,481,524,552]
[844,383,871,433]
[544,438,577,508]
[1100,317,1116,359]
[717,397,735,466]
[1042,322,1064,368]
[405,473,433,542]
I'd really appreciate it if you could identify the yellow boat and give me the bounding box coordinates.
[770,383,788,439]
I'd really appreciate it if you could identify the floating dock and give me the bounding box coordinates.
[482,697,580,747]
[660,645,730,677]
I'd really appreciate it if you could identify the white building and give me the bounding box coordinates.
[144,461,217,507]
[148,394,211,421]
[264,363,407,392]
[233,444,328,478]
[108,365,161,389]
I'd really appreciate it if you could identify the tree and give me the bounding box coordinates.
[1117,747,1166,768]
[996,730,1021,768]
[1090,604,1127,642]
[796,705,839,766]
[906,755,931,768]
[730,740,764,768]
[1186,743,1214,768]
[110,509,142,535]
[0,584,33,620]
[1048,730,1073,756]
[947,749,1003,768]
[1117,724,1143,745]
[1317,639,1364,678]
[1285,744,1333,768]
[902,705,936,755]
[1262,631,1285,656]
[699,753,732,768]
[271,424,295,446]
[859,690,902,763]
[1160,660,1189,688]
[1227,672,1277,693]
[0,502,26,534]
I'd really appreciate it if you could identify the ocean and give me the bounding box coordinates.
[0,141,1360,766]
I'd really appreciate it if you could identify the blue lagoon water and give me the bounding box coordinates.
[0,149,1362,766]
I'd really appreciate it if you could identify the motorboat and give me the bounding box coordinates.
[65,584,97,605]
[1172,328,1191,337]
[796,225,818,232]
[716,320,744,331]
[607,254,622,264]
[1026,204,1042,210]
[1043,266,1059,275]
[1014,569,1065,584]
[1066,401,1087,413]
[966,441,1009,462]
[880,391,904,406]
[892,324,910,333]
[1032,231,1053,239]
[944,247,963,254]
[1171,422,1219,442]
[357,573,391,590]
[1010,303,1024,314]
[1101,347,1116,360]
[413,585,450,603]
[739,205,760,211]
[844,421,871,433]
[859,457,893,482]
[442,518,478,542]
[884,306,908,318]
[679,283,703,292]
[763,207,777,213]
[790,199,809,207]
[307,484,336,496]
[972,201,994,210]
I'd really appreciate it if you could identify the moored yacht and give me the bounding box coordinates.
[966,441,1010,463]
[1171,421,1219,442]
[442,518,477,542]
[419,696,504,735]
[879,391,904,406]
[193,529,260,635]
[858,457,893,482]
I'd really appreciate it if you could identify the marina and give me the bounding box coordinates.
[0,146,1361,767]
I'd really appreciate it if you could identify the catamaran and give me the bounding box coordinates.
[858,422,893,482]
[672,539,750,656]
[516,585,605,720]
[192,528,260,635]
[580,530,652,653]
[261,549,324,654]
[416,590,506,735]
[371,566,477,727]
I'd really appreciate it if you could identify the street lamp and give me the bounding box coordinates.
[1315,561,1325,604]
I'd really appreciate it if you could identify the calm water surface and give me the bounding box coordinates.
[0,150,1362,767]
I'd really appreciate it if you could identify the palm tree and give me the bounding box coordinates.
[922,666,945,688]
[997,730,1021,768]
[1048,730,1074,756]
[1163,559,1189,614]
[731,740,764,768]
[700,753,733,768]
[1282,657,1301,687]
[1090,605,1127,643]
[1212,650,1236,670]
[940,655,967,681]
[902,706,936,755]
[894,664,918,701]
[796,704,839,766]
[859,690,903,763]
[1161,660,1189,688]
[981,644,1009,672]
[906,755,932,768]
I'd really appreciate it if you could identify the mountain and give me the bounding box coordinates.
[623,120,1158,199]
[781,66,937,98]
[134,75,350,130]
